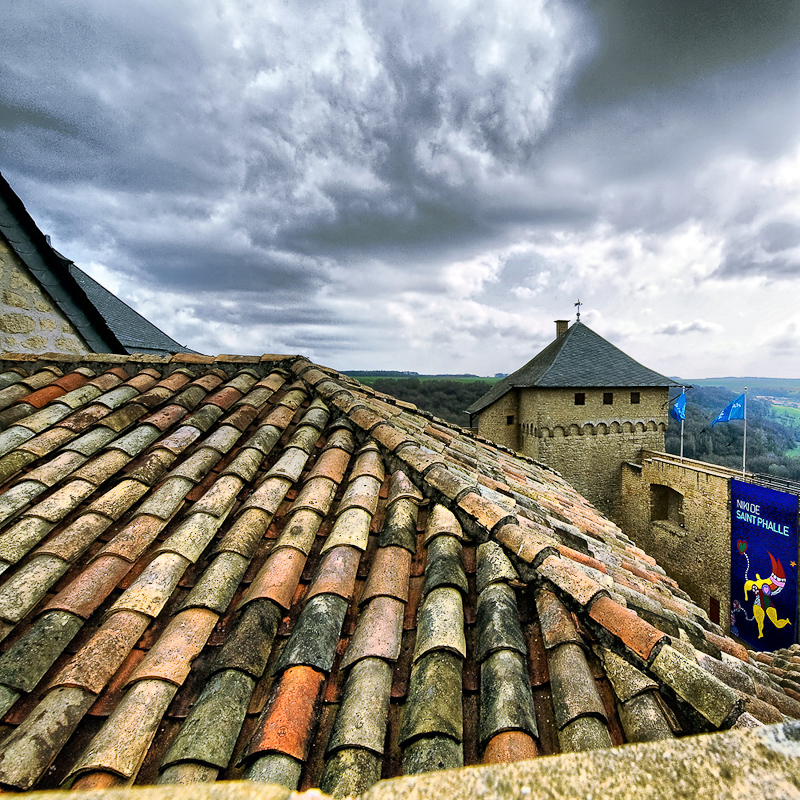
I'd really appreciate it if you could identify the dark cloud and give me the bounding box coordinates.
[573,0,800,100]
[2,1,800,373]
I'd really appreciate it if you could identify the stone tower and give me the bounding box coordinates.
[466,320,676,520]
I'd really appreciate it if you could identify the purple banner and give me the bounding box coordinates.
[730,479,798,650]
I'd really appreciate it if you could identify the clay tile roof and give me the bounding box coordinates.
[0,351,795,795]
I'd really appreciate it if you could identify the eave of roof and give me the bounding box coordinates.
[466,322,678,415]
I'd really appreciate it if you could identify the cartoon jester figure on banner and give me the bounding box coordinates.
[731,540,792,639]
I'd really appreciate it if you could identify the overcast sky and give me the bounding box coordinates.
[3,1,800,378]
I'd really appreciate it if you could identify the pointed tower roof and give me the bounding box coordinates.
[466,321,676,415]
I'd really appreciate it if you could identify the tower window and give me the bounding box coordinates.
[630,392,640,404]
[603,392,613,405]
[574,393,585,406]
[506,415,515,425]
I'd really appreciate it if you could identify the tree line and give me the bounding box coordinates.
[664,386,800,480]
[363,377,800,482]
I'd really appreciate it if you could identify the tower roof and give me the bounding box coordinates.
[466,320,677,415]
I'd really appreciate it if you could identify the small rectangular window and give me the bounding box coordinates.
[603,392,613,405]
[709,597,720,625]
[574,393,585,406]
[630,392,640,404]
[506,415,515,425]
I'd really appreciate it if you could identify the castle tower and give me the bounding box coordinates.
[466,320,676,520]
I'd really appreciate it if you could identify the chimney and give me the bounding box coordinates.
[555,320,569,339]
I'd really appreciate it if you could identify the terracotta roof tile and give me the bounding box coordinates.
[0,354,794,793]
[323,507,372,552]
[479,648,538,744]
[97,514,168,562]
[306,545,361,602]
[399,650,463,744]
[341,596,405,669]
[51,610,151,694]
[414,587,466,661]
[588,595,668,662]
[36,511,111,562]
[109,552,190,617]
[423,534,468,596]
[360,546,412,604]
[246,664,326,761]
[242,547,307,610]
[68,678,179,781]
[482,730,539,763]
[44,555,132,619]
[126,607,218,686]
[272,593,349,674]
[380,498,419,552]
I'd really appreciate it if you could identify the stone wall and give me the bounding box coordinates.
[518,386,668,520]
[620,451,736,631]
[0,234,87,354]
[475,389,519,451]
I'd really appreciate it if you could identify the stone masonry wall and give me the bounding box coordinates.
[0,235,87,354]
[475,389,519,451]
[518,386,668,520]
[620,451,735,632]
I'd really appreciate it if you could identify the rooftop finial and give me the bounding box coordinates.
[574,299,582,320]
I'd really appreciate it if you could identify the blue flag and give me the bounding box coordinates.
[670,393,686,421]
[711,393,745,426]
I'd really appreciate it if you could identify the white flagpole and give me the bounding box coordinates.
[742,387,747,477]
[680,387,684,462]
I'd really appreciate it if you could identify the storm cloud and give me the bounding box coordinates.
[2,0,800,377]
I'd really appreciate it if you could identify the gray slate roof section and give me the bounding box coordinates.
[466,322,676,415]
[65,262,195,355]
[0,170,195,357]
[0,173,117,353]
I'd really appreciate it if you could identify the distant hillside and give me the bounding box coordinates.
[352,376,495,425]
[665,384,800,480]
[681,377,800,398]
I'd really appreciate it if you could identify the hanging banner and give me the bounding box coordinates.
[730,479,798,650]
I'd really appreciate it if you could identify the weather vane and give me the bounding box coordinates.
[574,299,582,320]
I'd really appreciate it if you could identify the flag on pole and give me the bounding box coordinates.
[711,393,746,426]
[670,392,686,422]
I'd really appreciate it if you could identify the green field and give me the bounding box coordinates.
[684,376,800,397]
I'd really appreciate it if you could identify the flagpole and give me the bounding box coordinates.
[742,387,747,478]
[680,387,684,462]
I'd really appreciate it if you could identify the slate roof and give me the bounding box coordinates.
[0,351,794,796]
[0,172,194,356]
[466,321,677,415]
[63,261,196,356]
